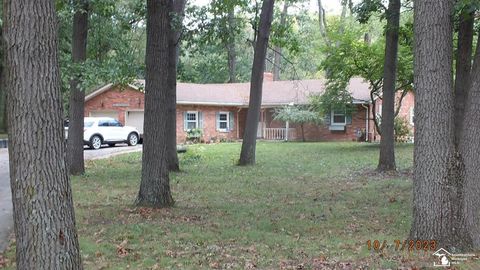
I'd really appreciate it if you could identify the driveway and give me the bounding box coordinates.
[0,144,142,252]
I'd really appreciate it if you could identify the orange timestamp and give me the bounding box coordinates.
[366,239,437,252]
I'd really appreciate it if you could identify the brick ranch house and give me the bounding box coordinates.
[84,75,415,143]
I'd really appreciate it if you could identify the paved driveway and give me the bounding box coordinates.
[0,144,142,252]
[0,149,11,252]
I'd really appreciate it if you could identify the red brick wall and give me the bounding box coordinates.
[263,105,369,141]
[84,86,242,143]
[86,85,414,143]
[371,91,415,141]
[176,105,241,143]
[84,86,144,124]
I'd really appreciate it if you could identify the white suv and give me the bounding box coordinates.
[82,117,140,150]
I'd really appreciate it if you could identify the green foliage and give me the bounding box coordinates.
[57,0,143,98]
[180,146,205,164]
[186,128,203,143]
[394,117,411,141]
[314,13,413,115]
[273,105,322,125]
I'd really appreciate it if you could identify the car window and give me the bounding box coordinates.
[98,120,109,127]
[84,121,94,127]
[109,119,122,127]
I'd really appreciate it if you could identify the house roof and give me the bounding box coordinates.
[85,78,372,106]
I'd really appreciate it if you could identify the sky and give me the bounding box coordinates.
[192,0,347,15]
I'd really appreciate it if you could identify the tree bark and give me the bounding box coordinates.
[410,0,472,249]
[377,0,400,172]
[4,0,83,268]
[273,1,288,81]
[166,0,186,172]
[454,9,474,146]
[239,0,275,166]
[0,27,5,134]
[459,31,480,248]
[227,6,237,83]
[67,0,89,176]
[317,0,327,39]
[136,0,174,207]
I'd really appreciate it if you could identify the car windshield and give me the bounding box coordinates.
[84,121,94,128]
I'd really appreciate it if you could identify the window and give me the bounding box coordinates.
[186,111,198,130]
[108,119,122,127]
[217,112,229,132]
[84,121,94,128]
[98,120,109,127]
[410,107,414,126]
[331,109,346,125]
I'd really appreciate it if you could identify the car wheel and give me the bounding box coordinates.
[89,135,102,150]
[127,133,139,146]
[108,143,116,147]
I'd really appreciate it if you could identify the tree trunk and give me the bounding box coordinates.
[273,1,288,81]
[0,27,5,134]
[317,0,327,39]
[301,124,305,142]
[67,0,89,176]
[166,0,186,172]
[4,0,83,268]
[227,6,237,83]
[239,0,275,166]
[410,0,471,250]
[459,31,480,248]
[377,0,400,172]
[454,10,474,146]
[136,0,174,207]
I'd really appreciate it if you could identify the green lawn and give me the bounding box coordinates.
[2,142,479,269]
[0,134,6,139]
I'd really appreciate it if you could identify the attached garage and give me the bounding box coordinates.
[89,111,118,120]
[126,111,144,134]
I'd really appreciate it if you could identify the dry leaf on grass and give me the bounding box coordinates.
[116,239,132,258]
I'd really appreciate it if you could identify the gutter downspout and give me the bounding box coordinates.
[237,108,241,140]
[361,103,369,142]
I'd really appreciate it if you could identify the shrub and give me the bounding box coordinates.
[186,128,203,143]
[394,117,411,142]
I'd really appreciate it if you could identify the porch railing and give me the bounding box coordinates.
[263,128,296,141]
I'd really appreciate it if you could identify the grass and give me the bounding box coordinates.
[0,134,6,139]
[1,142,479,269]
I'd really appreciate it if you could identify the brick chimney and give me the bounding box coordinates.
[264,72,274,82]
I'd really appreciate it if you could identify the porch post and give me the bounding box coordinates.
[285,121,289,141]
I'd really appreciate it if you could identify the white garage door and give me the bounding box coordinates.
[89,111,118,120]
[126,111,144,134]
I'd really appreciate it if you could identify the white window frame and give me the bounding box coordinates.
[186,111,199,130]
[410,107,414,126]
[218,111,230,132]
[331,109,346,125]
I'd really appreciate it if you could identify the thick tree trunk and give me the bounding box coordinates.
[166,0,186,172]
[4,0,83,268]
[377,0,400,172]
[227,6,237,83]
[410,0,471,250]
[454,10,474,146]
[136,0,174,207]
[460,32,480,248]
[273,2,288,81]
[67,0,89,176]
[0,28,5,134]
[239,0,275,166]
